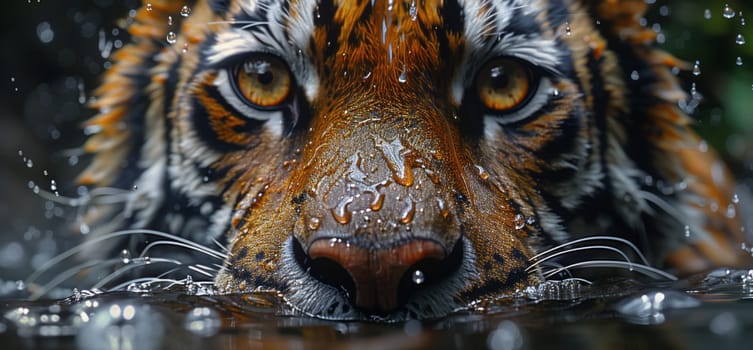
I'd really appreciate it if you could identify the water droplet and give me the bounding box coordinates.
[398,64,407,83]
[692,60,702,76]
[733,193,740,204]
[630,70,640,80]
[399,198,416,224]
[409,0,418,21]
[143,256,151,264]
[684,225,691,237]
[15,280,25,291]
[331,197,354,224]
[726,204,737,219]
[182,43,189,53]
[50,180,57,192]
[26,158,33,168]
[699,140,708,152]
[736,34,746,45]
[79,223,90,234]
[412,270,425,284]
[723,4,735,19]
[565,21,572,36]
[737,56,744,66]
[307,217,321,230]
[514,214,525,230]
[145,3,153,12]
[690,82,697,96]
[180,5,191,17]
[121,249,131,264]
[167,16,174,26]
[166,31,177,44]
[704,9,712,19]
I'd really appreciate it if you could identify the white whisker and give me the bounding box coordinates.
[140,240,226,260]
[26,229,224,286]
[543,260,677,281]
[530,236,650,266]
[526,245,634,272]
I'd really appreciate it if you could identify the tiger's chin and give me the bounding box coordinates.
[215,236,480,321]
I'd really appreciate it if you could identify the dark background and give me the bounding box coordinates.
[0,1,751,281]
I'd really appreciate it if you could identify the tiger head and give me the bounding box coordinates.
[78,0,751,320]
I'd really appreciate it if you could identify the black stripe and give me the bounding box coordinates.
[315,0,340,59]
[545,0,571,30]
[208,0,230,15]
[506,7,541,37]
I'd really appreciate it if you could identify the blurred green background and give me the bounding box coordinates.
[0,1,751,279]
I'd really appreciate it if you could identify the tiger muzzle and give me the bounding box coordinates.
[288,101,469,314]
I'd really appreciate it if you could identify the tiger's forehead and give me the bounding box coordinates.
[226,0,547,54]
[211,0,556,100]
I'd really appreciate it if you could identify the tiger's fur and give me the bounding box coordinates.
[76,0,751,320]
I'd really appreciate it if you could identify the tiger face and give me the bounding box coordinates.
[79,0,751,320]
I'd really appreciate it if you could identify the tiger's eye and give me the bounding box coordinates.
[476,58,532,112]
[234,54,291,108]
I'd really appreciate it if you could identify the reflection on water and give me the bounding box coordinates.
[3,270,753,349]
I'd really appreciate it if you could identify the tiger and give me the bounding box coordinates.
[68,0,752,320]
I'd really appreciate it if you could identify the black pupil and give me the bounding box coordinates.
[257,70,274,85]
[489,65,511,90]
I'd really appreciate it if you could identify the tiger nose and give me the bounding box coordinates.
[307,238,455,314]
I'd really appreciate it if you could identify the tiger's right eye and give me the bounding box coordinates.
[233,54,292,108]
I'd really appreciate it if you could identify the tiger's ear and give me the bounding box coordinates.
[78,0,184,187]
[587,0,752,272]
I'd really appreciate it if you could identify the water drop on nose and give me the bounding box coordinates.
[167,16,174,26]
[180,5,191,17]
[50,180,57,191]
[121,249,131,264]
[704,9,712,19]
[736,34,746,45]
[737,56,744,66]
[398,64,407,83]
[307,217,321,230]
[412,270,425,284]
[26,159,33,168]
[692,61,701,76]
[166,31,177,44]
[723,4,735,19]
[733,193,740,204]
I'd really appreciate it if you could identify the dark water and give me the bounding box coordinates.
[2,270,753,349]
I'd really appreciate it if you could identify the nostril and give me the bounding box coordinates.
[296,237,464,314]
[397,239,464,306]
[291,238,358,302]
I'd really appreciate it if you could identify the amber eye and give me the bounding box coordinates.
[476,58,534,112]
[233,54,291,108]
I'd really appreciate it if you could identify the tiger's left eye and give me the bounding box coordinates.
[476,58,535,113]
[233,54,291,108]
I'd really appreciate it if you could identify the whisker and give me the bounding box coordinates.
[140,240,226,260]
[26,229,222,286]
[526,245,634,272]
[109,277,183,291]
[530,236,651,266]
[212,238,230,253]
[187,265,216,278]
[542,260,678,281]
[29,259,113,300]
